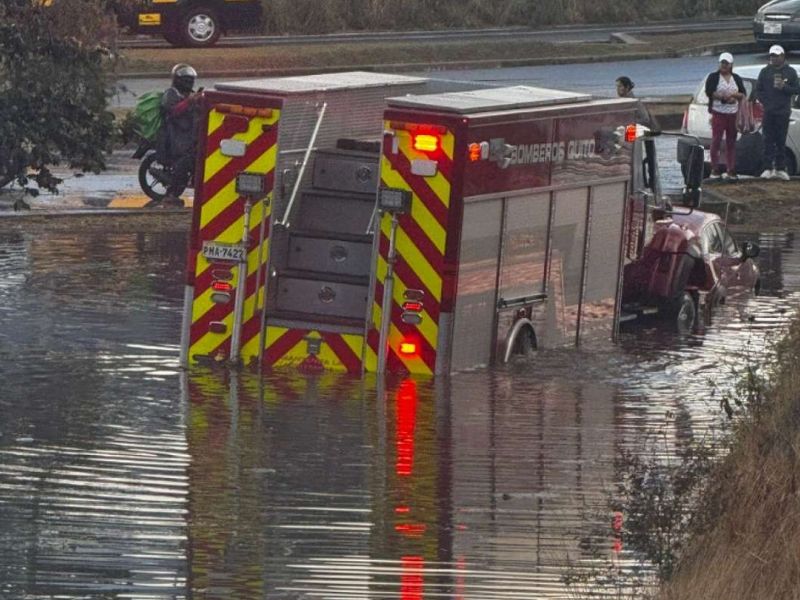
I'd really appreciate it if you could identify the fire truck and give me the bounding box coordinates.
[180,71,706,376]
[124,0,262,47]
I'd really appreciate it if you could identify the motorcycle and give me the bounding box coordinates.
[133,138,192,203]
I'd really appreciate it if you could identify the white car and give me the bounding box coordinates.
[678,64,800,176]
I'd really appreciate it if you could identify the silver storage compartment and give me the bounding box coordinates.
[275,276,369,320]
[294,190,375,235]
[312,149,379,195]
[287,234,372,277]
[215,72,430,217]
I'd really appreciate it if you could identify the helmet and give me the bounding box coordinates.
[171,63,197,94]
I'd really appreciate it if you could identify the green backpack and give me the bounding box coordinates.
[133,91,164,142]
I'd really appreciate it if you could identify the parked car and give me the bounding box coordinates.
[119,0,263,47]
[623,210,760,331]
[678,64,800,177]
[754,1,800,50]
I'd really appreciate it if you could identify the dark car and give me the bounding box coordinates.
[754,0,800,49]
[123,0,263,48]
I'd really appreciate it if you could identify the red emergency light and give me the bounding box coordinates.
[402,301,423,313]
[399,341,418,356]
[413,133,439,153]
[212,281,233,292]
[625,124,638,143]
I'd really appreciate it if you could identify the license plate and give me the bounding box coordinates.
[765,22,782,34]
[202,241,247,262]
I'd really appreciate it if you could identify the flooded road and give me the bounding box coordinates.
[0,227,798,599]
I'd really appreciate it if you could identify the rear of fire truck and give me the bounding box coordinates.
[181,72,708,376]
[181,72,436,375]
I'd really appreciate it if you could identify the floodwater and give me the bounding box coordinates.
[0,227,798,599]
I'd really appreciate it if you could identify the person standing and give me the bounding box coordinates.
[755,45,800,180]
[615,76,659,131]
[705,52,746,181]
[615,76,635,99]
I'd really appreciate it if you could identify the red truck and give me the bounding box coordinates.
[179,71,754,376]
[622,131,761,331]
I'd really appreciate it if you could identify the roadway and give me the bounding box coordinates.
[113,52,769,109]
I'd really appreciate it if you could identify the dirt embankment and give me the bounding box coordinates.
[116,30,754,76]
[701,179,800,232]
[659,317,800,600]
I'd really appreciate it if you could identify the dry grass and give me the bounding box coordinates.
[660,319,800,600]
[255,0,764,33]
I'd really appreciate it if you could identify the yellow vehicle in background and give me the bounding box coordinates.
[123,0,263,47]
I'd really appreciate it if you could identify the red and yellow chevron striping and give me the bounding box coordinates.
[264,326,364,374]
[187,104,280,365]
[365,122,456,375]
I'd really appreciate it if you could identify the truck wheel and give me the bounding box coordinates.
[661,292,696,334]
[512,326,536,358]
[181,6,222,48]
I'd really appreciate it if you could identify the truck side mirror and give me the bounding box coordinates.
[683,144,704,208]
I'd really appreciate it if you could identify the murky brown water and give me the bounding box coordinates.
[0,228,798,599]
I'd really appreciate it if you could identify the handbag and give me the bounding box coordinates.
[736,98,755,134]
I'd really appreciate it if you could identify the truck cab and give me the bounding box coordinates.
[126,0,262,47]
[622,132,760,330]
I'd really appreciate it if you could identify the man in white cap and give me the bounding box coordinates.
[704,52,746,180]
[755,45,800,180]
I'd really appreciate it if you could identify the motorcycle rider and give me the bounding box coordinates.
[157,63,201,207]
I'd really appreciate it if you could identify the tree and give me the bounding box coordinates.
[0,0,118,201]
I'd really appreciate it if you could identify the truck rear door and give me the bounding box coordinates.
[182,92,282,367]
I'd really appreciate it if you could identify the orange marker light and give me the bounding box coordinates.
[216,103,273,118]
[399,342,417,356]
[413,134,439,153]
[468,142,481,162]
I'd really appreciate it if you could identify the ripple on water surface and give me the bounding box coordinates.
[0,228,799,598]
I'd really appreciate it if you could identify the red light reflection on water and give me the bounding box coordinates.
[401,555,424,600]
[396,379,417,477]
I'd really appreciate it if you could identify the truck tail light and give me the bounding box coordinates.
[212,281,233,292]
[413,133,439,153]
[399,341,418,356]
[401,289,425,325]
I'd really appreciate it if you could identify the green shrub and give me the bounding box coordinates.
[0,0,117,195]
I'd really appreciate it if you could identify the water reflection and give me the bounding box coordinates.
[184,371,627,599]
[0,227,798,598]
